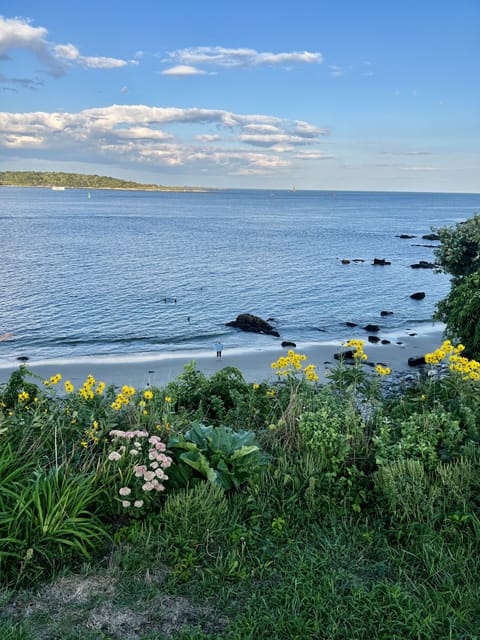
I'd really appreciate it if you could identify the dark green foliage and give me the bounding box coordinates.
[167,364,266,428]
[434,214,480,279]
[1,366,41,409]
[433,214,480,357]
[436,269,480,357]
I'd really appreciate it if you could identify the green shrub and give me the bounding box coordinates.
[374,408,463,471]
[435,270,480,358]
[298,391,367,476]
[433,214,480,357]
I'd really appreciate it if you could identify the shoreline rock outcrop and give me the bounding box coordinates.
[226,313,280,337]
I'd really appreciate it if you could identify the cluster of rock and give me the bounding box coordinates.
[226,229,439,366]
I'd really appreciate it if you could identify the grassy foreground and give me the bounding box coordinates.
[1,342,480,639]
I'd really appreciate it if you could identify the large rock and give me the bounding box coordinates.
[226,313,280,337]
[334,350,355,361]
[373,258,391,266]
[422,233,440,241]
[410,291,426,300]
[364,324,380,332]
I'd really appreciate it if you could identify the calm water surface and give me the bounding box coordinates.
[1,187,479,363]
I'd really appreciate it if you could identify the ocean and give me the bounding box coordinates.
[1,187,479,365]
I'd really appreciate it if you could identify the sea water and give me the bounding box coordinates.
[1,187,479,364]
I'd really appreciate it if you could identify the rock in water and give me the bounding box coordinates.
[408,356,426,367]
[364,324,380,332]
[226,313,280,337]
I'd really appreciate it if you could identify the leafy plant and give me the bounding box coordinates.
[167,422,269,490]
[374,408,463,471]
[1,466,110,586]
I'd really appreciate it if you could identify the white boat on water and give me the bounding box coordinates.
[51,186,65,191]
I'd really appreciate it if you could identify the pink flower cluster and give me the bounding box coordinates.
[108,429,172,508]
[134,434,172,493]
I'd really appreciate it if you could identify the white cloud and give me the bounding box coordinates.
[53,43,129,69]
[161,65,212,77]
[293,150,333,160]
[164,46,323,69]
[0,104,328,176]
[329,65,343,77]
[195,134,221,142]
[0,16,133,77]
[400,166,440,171]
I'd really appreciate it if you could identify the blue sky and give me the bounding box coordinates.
[1,0,479,191]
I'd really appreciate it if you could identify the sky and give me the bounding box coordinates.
[1,0,479,192]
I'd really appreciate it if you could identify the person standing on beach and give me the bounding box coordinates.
[214,341,223,358]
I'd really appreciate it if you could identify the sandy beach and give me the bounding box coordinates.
[0,324,445,391]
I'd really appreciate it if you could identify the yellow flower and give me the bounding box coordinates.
[18,391,30,401]
[165,396,172,403]
[252,383,260,390]
[266,389,276,397]
[80,441,88,448]
[144,390,154,400]
[49,373,62,385]
[122,385,136,396]
[375,365,391,376]
[95,381,106,394]
[64,380,74,393]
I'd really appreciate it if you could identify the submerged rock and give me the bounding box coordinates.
[373,258,391,266]
[410,292,426,300]
[410,261,436,269]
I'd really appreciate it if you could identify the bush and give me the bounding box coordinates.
[435,270,480,357]
[434,214,480,357]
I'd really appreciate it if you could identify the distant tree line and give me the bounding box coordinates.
[0,171,206,192]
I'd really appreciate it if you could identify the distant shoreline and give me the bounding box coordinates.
[0,170,215,193]
[0,184,212,193]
